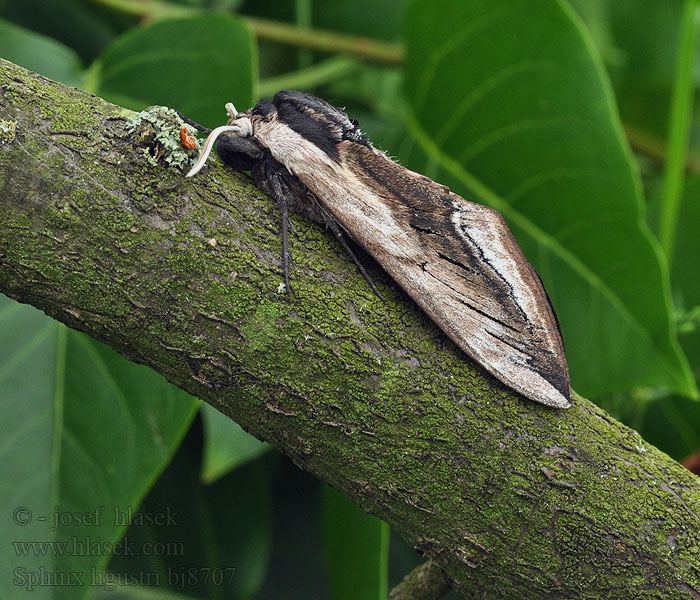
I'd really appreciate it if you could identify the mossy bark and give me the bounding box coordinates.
[1,58,699,598]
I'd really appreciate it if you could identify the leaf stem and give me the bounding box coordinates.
[658,0,700,265]
[257,55,360,99]
[83,0,194,19]
[82,0,404,64]
[294,0,313,69]
[242,16,403,65]
[624,123,700,175]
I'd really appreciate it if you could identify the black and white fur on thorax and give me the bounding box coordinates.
[185,90,571,409]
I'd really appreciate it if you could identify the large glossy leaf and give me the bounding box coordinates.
[401,0,696,399]
[0,17,83,86]
[565,0,616,62]
[0,295,198,600]
[93,14,256,128]
[0,0,117,63]
[321,486,389,600]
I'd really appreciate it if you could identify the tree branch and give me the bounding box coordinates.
[388,560,452,600]
[1,58,699,598]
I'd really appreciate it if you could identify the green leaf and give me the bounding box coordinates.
[638,175,700,460]
[565,0,617,64]
[321,485,389,600]
[0,18,83,86]
[200,402,270,484]
[313,0,406,41]
[92,14,256,128]
[106,426,272,600]
[401,0,696,399]
[0,294,198,600]
[0,0,117,63]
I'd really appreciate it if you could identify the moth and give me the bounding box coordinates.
[184,90,570,408]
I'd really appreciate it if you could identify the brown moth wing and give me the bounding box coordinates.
[307,141,570,408]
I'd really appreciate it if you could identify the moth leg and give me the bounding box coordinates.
[323,218,385,301]
[175,111,212,134]
[269,174,292,293]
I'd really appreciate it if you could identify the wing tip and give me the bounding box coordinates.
[530,359,571,409]
[534,389,571,409]
[507,372,571,409]
[532,378,571,409]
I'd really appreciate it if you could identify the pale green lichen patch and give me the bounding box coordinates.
[126,106,201,171]
[0,119,16,143]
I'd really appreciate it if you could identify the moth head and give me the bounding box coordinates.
[185,104,256,178]
[186,91,371,177]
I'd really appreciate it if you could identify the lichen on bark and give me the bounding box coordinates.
[1,58,699,598]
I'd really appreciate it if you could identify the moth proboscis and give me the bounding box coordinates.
[183,91,571,409]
